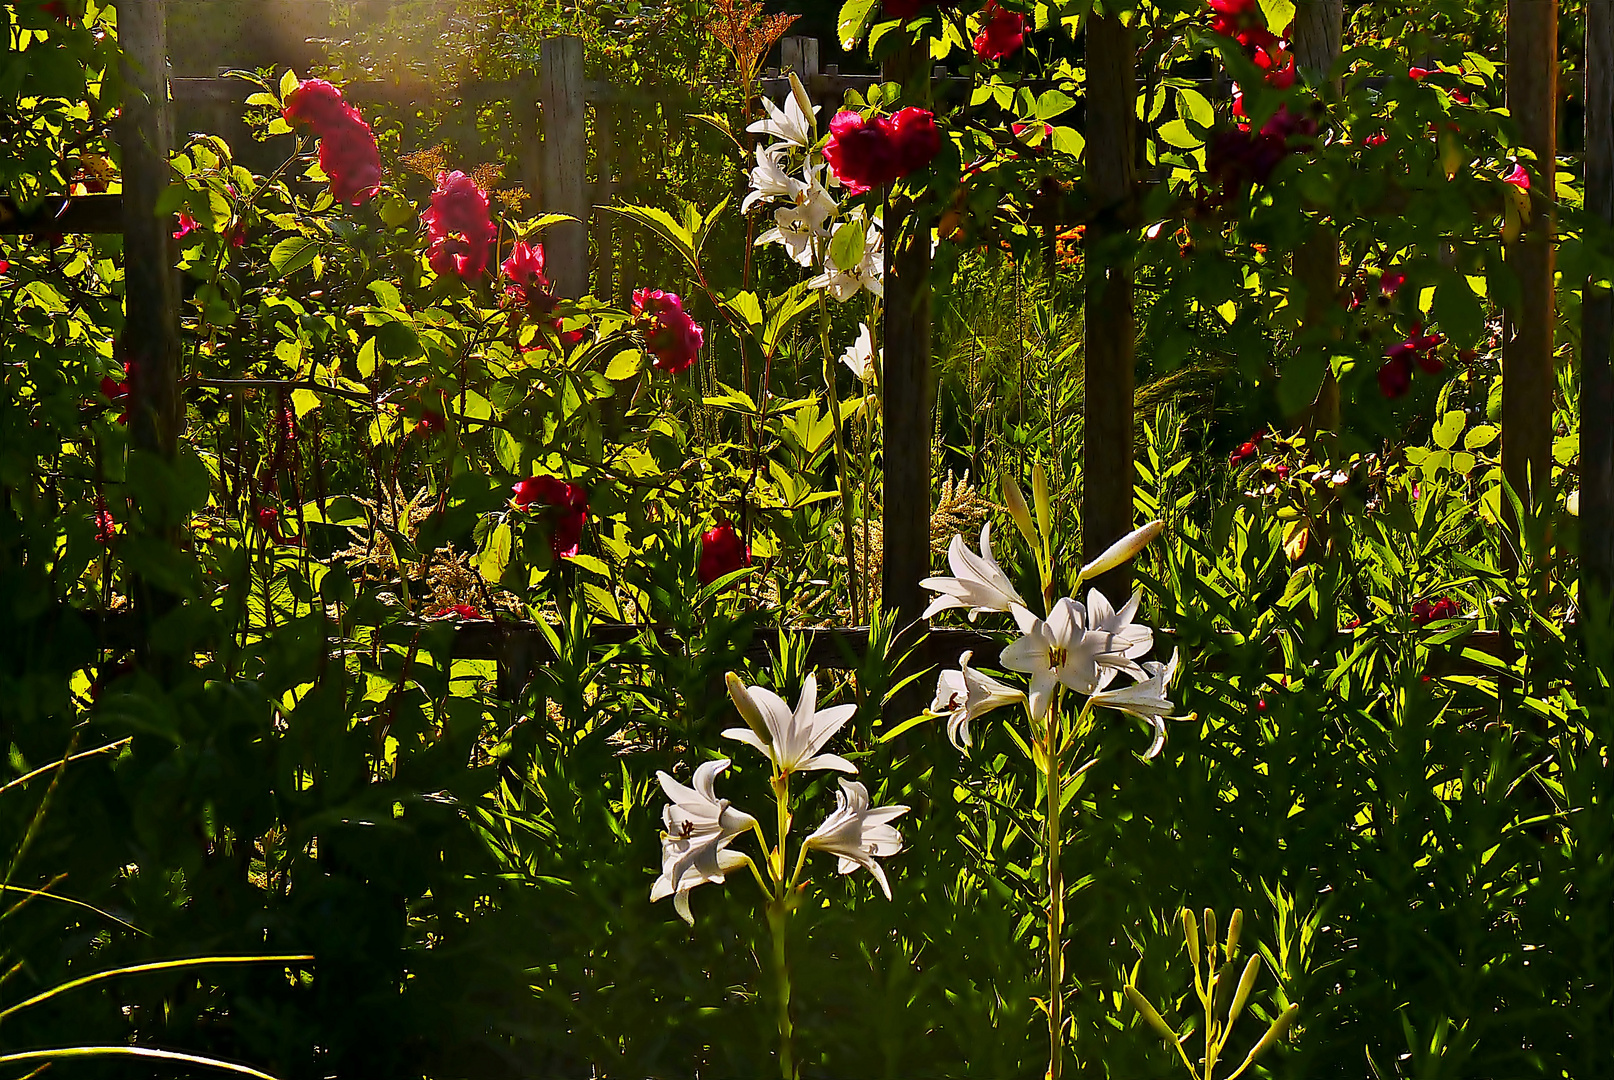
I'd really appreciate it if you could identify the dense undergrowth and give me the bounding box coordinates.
[1,0,1611,1078]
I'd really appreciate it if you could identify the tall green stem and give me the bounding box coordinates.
[1046,695,1064,1080]
[767,899,795,1080]
[768,772,796,1080]
[816,293,863,624]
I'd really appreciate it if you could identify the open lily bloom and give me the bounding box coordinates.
[652,759,759,924]
[1000,598,1128,718]
[742,145,801,213]
[746,91,816,150]
[803,779,908,899]
[1091,649,1182,759]
[809,218,884,300]
[1085,588,1154,680]
[933,649,1026,750]
[723,673,858,776]
[756,183,836,267]
[839,322,880,383]
[922,523,1028,622]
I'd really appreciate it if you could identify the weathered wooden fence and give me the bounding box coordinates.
[5,6,1607,694]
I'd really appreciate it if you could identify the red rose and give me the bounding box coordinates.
[1377,354,1413,398]
[1380,268,1406,297]
[698,523,751,585]
[172,212,199,240]
[1412,597,1460,626]
[424,170,497,279]
[1229,440,1259,466]
[824,110,899,194]
[632,288,704,374]
[888,107,942,174]
[512,475,589,558]
[974,1,1025,61]
[501,239,557,322]
[1503,163,1530,190]
[283,80,381,205]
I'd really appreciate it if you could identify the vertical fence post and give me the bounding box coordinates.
[881,39,932,629]
[618,105,638,307]
[1082,12,1137,605]
[1290,0,1343,432]
[1586,0,1614,598]
[780,36,820,82]
[540,35,589,300]
[593,101,616,301]
[1503,0,1558,555]
[118,0,181,462]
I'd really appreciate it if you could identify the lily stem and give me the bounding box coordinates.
[1046,693,1064,1080]
[816,290,863,625]
[769,771,796,1080]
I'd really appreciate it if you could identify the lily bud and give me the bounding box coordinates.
[1225,908,1244,958]
[788,71,814,138]
[1232,1003,1299,1076]
[1123,985,1179,1044]
[1182,907,1200,969]
[1002,472,1037,549]
[1203,908,1218,960]
[1079,519,1165,581]
[726,672,775,746]
[1032,461,1051,543]
[1228,953,1262,1027]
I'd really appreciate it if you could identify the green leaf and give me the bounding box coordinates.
[474,521,513,582]
[1258,0,1296,33]
[1158,120,1203,149]
[838,0,880,48]
[1464,424,1499,450]
[301,495,368,527]
[603,203,699,274]
[1051,125,1086,156]
[1034,90,1075,120]
[269,236,316,278]
[828,220,866,271]
[375,319,422,361]
[279,68,300,99]
[1433,410,1465,450]
[1178,87,1215,129]
[605,349,645,380]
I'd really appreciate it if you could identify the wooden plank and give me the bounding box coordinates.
[1290,0,1344,431]
[540,35,589,300]
[779,36,820,80]
[0,194,125,234]
[117,0,182,462]
[881,39,934,629]
[592,103,615,300]
[1081,11,1138,608]
[1586,0,1614,598]
[1503,0,1558,552]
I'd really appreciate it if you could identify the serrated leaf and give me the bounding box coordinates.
[1258,0,1296,33]
[279,69,300,99]
[1463,424,1499,450]
[290,388,321,417]
[1035,90,1075,120]
[1158,120,1203,149]
[828,220,865,271]
[1051,125,1085,156]
[1433,410,1465,450]
[1178,87,1215,129]
[269,236,316,278]
[605,349,644,380]
[838,0,879,48]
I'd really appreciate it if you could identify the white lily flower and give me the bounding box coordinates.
[839,322,881,383]
[810,219,884,300]
[742,145,802,214]
[921,523,1028,622]
[651,758,759,924]
[932,649,1026,751]
[1091,649,1182,759]
[746,91,816,149]
[756,182,836,267]
[1000,597,1126,719]
[803,779,908,899]
[723,672,858,776]
[1085,588,1154,680]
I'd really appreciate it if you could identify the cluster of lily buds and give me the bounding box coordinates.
[651,673,907,924]
[927,490,1188,757]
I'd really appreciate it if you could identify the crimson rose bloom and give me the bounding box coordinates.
[632,289,704,374]
[698,523,751,585]
[1412,597,1460,626]
[512,475,589,558]
[424,171,497,279]
[973,1,1025,61]
[282,79,381,205]
[823,107,942,194]
[502,240,557,320]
